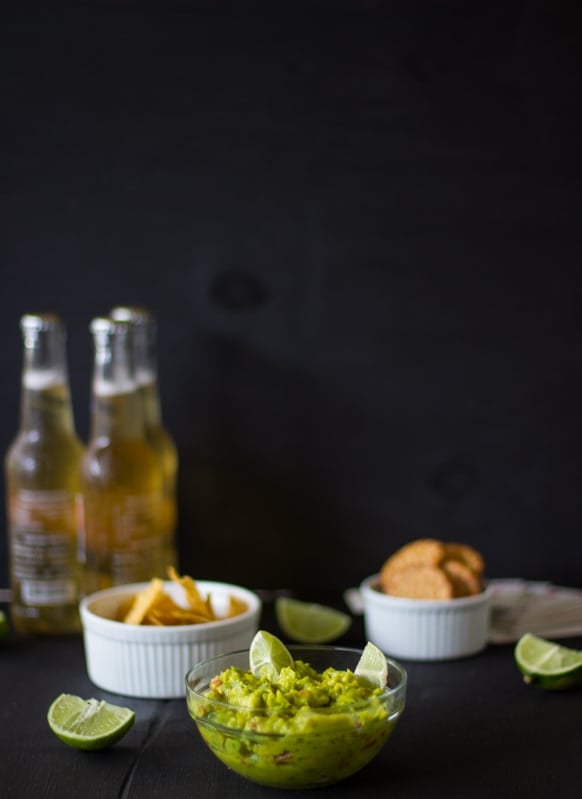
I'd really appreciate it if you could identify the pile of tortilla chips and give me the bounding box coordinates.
[119,567,247,626]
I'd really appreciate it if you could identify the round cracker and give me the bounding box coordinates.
[383,564,454,600]
[380,538,446,590]
[441,559,481,597]
[444,543,484,576]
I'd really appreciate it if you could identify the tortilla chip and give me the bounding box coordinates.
[119,569,247,626]
[123,578,165,624]
[226,595,248,618]
[168,566,214,620]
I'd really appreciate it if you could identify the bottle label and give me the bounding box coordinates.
[84,494,168,586]
[9,490,81,607]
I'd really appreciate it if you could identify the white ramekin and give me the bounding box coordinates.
[360,574,492,661]
[79,580,262,698]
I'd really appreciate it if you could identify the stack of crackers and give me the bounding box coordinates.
[380,538,485,600]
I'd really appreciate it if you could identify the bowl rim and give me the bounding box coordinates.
[79,579,262,635]
[360,573,493,609]
[185,643,408,715]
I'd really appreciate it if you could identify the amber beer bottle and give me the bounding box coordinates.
[82,317,168,593]
[109,306,178,569]
[5,314,85,634]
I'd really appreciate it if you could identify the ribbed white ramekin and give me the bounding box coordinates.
[79,580,262,698]
[360,575,492,661]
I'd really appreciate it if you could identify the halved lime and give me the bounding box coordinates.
[275,597,352,643]
[249,630,294,681]
[514,633,582,691]
[47,694,136,750]
[0,610,9,639]
[354,642,388,689]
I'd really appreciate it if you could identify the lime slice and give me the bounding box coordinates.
[249,630,294,681]
[354,642,388,689]
[47,694,136,750]
[275,597,352,643]
[0,610,9,639]
[514,633,582,691]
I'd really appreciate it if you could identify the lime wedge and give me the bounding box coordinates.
[0,610,9,639]
[47,694,136,750]
[354,642,388,689]
[275,597,352,644]
[514,633,582,691]
[249,630,294,681]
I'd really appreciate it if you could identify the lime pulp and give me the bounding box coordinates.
[249,630,294,681]
[354,642,388,689]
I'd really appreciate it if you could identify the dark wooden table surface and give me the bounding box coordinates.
[1,597,581,799]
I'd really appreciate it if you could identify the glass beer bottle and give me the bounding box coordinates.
[109,306,178,570]
[5,314,85,634]
[82,317,168,593]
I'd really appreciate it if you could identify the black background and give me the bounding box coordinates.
[1,0,581,595]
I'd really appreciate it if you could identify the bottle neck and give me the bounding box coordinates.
[127,311,164,428]
[89,319,146,440]
[19,315,76,434]
[89,389,147,439]
[139,379,163,427]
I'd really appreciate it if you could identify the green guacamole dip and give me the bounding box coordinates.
[188,658,403,789]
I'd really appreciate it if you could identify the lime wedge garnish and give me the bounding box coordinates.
[249,630,294,681]
[514,633,582,691]
[47,694,136,750]
[354,642,388,689]
[0,610,9,639]
[275,597,352,644]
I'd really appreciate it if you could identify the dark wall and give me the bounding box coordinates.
[1,1,581,595]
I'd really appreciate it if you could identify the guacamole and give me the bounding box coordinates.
[188,659,403,789]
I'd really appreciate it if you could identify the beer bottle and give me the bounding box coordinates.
[109,306,178,570]
[82,317,168,592]
[5,314,85,634]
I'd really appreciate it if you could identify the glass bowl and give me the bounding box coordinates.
[185,645,407,789]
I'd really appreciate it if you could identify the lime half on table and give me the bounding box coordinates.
[275,597,352,643]
[48,694,136,750]
[514,633,582,691]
